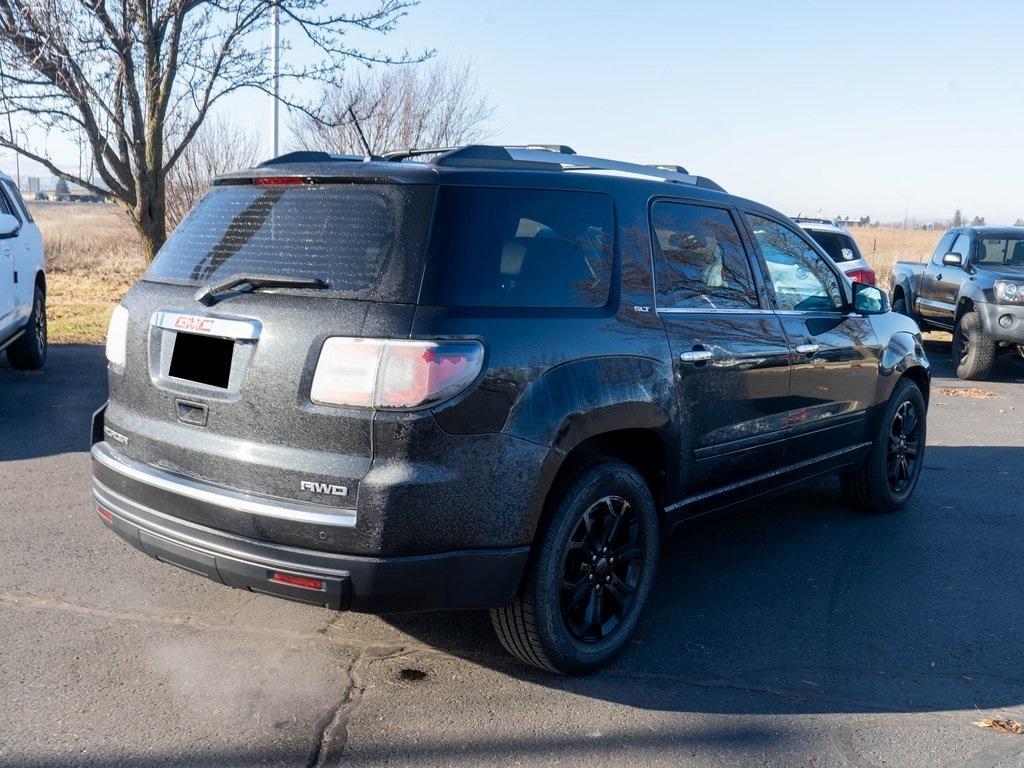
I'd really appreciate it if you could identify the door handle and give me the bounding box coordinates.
[795,343,820,356]
[680,348,714,364]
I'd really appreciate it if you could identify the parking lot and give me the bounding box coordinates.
[2,342,1024,767]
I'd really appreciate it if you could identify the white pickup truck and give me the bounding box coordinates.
[0,171,46,369]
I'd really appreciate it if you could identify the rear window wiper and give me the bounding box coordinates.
[195,273,329,305]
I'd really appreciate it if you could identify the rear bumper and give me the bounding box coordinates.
[91,442,529,613]
[977,302,1024,343]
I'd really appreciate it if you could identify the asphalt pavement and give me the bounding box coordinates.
[2,341,1024,767]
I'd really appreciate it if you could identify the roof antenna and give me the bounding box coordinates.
[346,104,373,158]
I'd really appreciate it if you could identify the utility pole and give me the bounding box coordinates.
[270,0,280,157]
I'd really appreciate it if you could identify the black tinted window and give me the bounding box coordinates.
[421,187,613,308]
[804,230,860,262]
[146,183,436,303]
[651,202,758,310]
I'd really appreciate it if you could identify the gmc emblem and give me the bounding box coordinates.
[174,316,214,333]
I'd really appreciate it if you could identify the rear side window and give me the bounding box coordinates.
[804,230,860,263]
[420,187,614,308]
[146,183,436,303]
[650,201,758,310]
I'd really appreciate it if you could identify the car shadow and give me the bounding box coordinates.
[0,344,107,461]
[384,445,1024,715]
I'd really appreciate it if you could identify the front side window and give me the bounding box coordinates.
[948,233,972,264]
[932,231,957,264]
[650,202,758,310]
[421,187,614,309]
[0,186,15,218]
[1,180,31,222]
[746,214,843,312]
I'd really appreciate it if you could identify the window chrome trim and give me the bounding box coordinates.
[655,307,776,315]
[91,442,357,528]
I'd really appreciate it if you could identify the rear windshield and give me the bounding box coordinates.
[420,186,614,308]
[146,182,436,303]
[804,230,861,263]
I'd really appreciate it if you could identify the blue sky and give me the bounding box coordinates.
[8,0,1024,224]
[374,0,1024,223]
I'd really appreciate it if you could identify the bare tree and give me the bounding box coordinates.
[0,0,427,260]
[165,115,262,229]
[291,60,493,155]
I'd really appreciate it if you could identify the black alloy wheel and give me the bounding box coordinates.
[560,495,643,643]
[887,400,922,494]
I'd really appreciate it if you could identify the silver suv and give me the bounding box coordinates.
[794,218,876,286]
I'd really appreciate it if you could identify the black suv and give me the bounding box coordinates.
[91,145,930,674]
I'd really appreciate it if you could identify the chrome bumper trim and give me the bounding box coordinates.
[91,441,357,528]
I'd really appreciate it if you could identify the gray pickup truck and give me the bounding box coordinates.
[890,226,1024,380]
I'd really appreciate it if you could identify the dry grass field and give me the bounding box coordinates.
[30,202,144,343]
[847,226,942,288]
[31,203,944,344]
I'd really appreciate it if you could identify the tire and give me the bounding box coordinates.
[952,310,995,381]
[892,295,908,316]
[840,378,926,513]
[490,458,660,675]
[6,285,47,370]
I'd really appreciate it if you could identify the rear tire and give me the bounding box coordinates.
[491,458,659,674]
[892,295,908,316]
[952,310,995,381]
[6,285,47,370]
[840,378,926,513]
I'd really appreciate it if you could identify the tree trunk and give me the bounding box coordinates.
[135,187,168,263]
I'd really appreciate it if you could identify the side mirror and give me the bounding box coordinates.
[853,283,889,315]
[0,213,19,238]
[942,252,963,268]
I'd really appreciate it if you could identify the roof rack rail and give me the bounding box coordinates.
[262,144,725,191]
[382,144,577,162]
[427,145,723,190]
[648,163,689,174]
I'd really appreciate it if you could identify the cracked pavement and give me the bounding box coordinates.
[2,343,1024,767]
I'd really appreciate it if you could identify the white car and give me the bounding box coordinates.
[794,218,877,286]
[0,172,46,369]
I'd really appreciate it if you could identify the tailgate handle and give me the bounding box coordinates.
[175,399,209,427]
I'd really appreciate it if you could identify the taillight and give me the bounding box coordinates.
[846,268,877,286]
[311,338,484,410]
[253,176,306,186]
[105,304,129,369]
